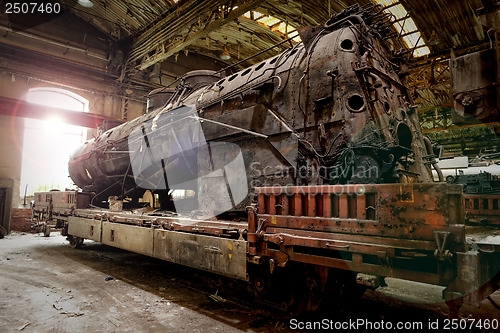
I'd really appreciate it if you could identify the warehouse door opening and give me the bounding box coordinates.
[20,88,88,200]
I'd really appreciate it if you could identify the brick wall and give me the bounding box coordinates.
[10,208,32,232]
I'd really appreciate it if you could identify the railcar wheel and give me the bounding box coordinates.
[61,224,68,236]
[43,224,51,237]
[317,269,368,312]
[283,267,368,315]
[68,236,84,249]
[250,263,329,316]
[282,264,329,315]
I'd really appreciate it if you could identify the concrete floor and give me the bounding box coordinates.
[0,232,499,333]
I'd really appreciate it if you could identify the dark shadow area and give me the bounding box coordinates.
[26,236,500,333]
[34,238,291,332]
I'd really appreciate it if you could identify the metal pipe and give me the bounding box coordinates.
[325,14,366,31]
[191,116,268,138]
[0,25,109,62]
[424,136,444,182]
[216,35,300,75]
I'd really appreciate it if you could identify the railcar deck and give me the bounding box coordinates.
[32,183,500,313]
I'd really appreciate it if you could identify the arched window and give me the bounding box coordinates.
[20,88,89,198]
[26,87,89,112]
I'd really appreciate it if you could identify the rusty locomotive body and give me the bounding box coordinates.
[68,4,435,211]
[33,4,500,314]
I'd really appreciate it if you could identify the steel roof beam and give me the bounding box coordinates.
[0,96,123,129]
[134,0,266,70]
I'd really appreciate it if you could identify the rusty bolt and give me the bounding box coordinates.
[444,250,454,261]
[326,70,337,77]
[273,235,285,244]
[269,258,277,274]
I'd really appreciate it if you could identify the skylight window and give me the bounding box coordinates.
[242,11,301,43]
[388,4,407,20]
[253,11,264,20]
[275,22,288,34]
[393,20,418,34]
[257,16,281,27]
[243,11,265,20]
[241,3,428,54]
[372,0,430,57]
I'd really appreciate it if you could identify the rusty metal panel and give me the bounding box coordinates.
[443,251,496,306]
[255,183,465,243]
[68,216,101,242]
[356,194,366,220]
[322,194,331,218]
[307,194,315,217]
[34,191,91,213]
[250,183,468,288]
[450,49,498,123]
[450,49,496,94]
[153,229,247,280]
[277,194,289,215]
[258,194,265,214]
[101,221,153,256]
[464,194,500,226]
[268,194,276,215]
[339,194,348,219]
[293,194,302,216]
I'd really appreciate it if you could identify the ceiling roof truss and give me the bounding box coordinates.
[133,0,267,70]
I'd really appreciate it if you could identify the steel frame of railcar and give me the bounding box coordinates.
[32,183,500,313]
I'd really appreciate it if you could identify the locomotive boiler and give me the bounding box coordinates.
[68,3,437,214]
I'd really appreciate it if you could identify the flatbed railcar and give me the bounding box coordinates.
[32,184,500,314]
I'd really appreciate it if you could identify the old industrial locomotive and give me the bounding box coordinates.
[68,3,437,213]
[32,4,499,315]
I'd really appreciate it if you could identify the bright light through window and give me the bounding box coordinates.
[372,0,430,57]
[242,10,301,43]
[275,22,288,34]
[257,16,281,27]
[20,88,88,198]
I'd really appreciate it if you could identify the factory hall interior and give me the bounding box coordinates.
[1,0,500,331]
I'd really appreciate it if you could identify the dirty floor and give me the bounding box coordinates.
[0,232,499,332]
